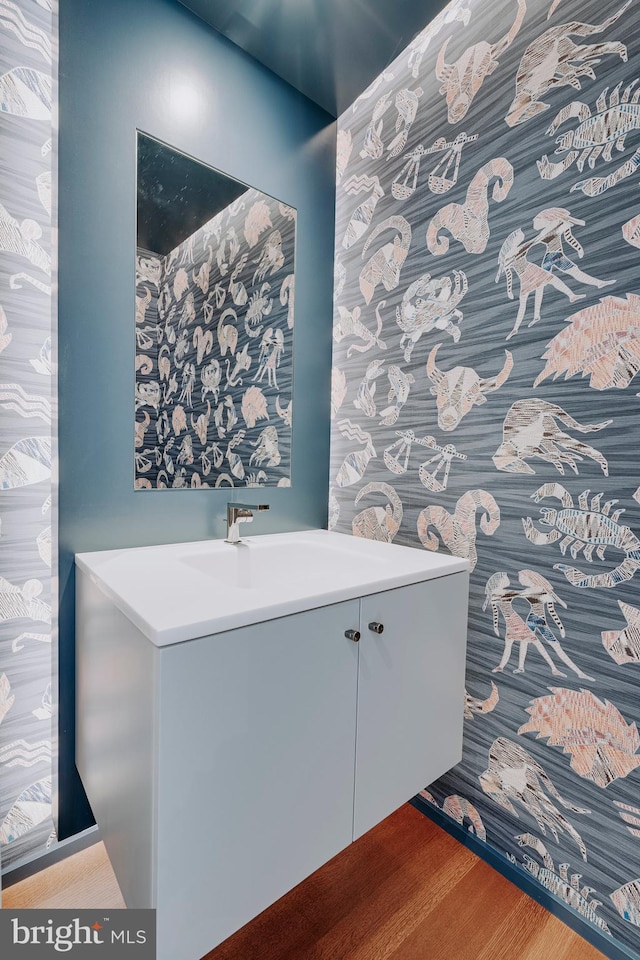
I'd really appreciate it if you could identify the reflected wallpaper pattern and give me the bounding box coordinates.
[0,0,56,868]
[135,188,295,489]
[330,0,640,950]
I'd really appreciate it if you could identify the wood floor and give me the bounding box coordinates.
[3,804,605,960]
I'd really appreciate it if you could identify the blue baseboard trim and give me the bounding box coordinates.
[410,797,640,960]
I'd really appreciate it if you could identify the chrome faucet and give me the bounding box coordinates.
[225,502,270,544]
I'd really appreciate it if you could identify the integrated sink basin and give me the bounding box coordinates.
[178,535,388,590]
[75,529,468,646]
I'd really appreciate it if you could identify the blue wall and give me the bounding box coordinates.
[58,0,336,838]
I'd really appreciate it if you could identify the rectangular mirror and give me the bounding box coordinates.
[134,132,295,489]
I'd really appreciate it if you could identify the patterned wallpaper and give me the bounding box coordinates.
[0,0,57,869]
[135,187,295,489]
[330,0,640,949]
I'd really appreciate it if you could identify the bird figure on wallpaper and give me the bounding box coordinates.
[426,158,513,256]
[351,481,403,543]
[479,738,589,860]
[335,420,376,487]
[217,307,239,357]
[492,398,610,476]
[333,302,387,358]
[505,1,631,127]
[435,0,526,124]
[359,217,412,304]
[253,230,285,284]
[417,489,500,571]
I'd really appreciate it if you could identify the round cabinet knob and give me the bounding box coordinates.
[368,622,384,634]
[345,629,360,643]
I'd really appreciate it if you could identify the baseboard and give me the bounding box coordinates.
[411,797,639,960]
[1,825,100,889]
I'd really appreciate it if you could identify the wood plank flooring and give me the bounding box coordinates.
[3,804,605,960]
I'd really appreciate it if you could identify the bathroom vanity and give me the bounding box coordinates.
[75,530,468,960]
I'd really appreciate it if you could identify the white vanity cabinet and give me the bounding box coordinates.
[75,531,468,960]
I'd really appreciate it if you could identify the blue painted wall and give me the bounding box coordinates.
[58,0,336,838]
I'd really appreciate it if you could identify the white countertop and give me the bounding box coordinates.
[75,529,469,646]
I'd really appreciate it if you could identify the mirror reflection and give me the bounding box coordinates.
[135,132,295,490]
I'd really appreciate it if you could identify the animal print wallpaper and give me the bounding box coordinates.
[135,187,295,489]
[330,0,640,949]
[0,0,57,868]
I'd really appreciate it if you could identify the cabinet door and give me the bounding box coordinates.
[353,573,468,840]
[155,599,360,960]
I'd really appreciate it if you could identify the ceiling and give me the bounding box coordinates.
[177,0,450,117]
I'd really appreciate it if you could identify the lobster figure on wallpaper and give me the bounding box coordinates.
[435,0,526,124]
[351,481,403,542]
[492,398,610,476]
[479,738,589,861]
[515,834,610,933]
[523,483,640,589]
[395,270,467,362]
[417,489,500,571]
[426,158,513,256]
[537,78,640,196]
[426,344,513,432]
[505,1,631,127]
